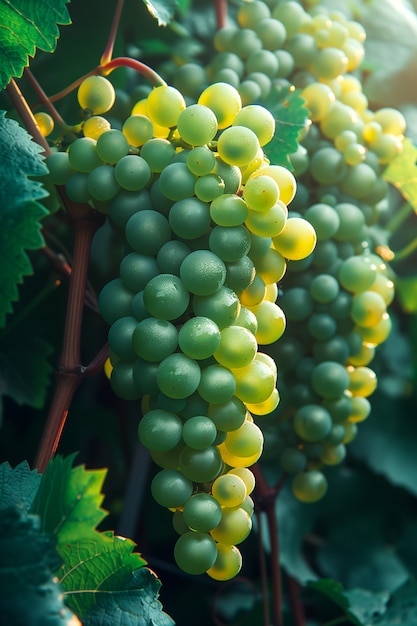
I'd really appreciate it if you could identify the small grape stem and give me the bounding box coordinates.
[24,68,65,126]
[385,201,413,234]
[100,0,125,65]
[390,237,417,262]
[214,0,227,29]
[287,575,306,626]
[5,79,51,155]
[101,57,167,86]
[255,506,272,626]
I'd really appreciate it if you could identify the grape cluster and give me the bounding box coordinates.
[160,0,406,503]
[45,75,316,578]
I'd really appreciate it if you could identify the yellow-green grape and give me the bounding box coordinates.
[291,470,328,503]
[272,217,317,260]
[232,104,275,146]
[251,300,286,345]
[243,175,280,212]
[217,126,260,167]
[198,82,242,128]
[348,396,371,423]
[176,104,218,146]
[253,248,287,284]
[146,85,186,128]
[233,358,276,405]
[132,98,170,138]
[249,164,297,205]
[34,112,54,137]
[218,440,261,468]
[357,313,392,346]
[174,532,218,575]
[373,107,406,136]
[301,82,335,122]
[68,137,102,173]
[77,75,116,114]
[224,419,264,459]
[239,274,267,308]
[347,344,375,367]
[210,506,252,545]
[83,115,111,140]
[245,387,280,415]
[214,325,257,369]
[212,473,247,507]
[227,467,255,494]
[96,129,129,164]
[245,201,288,238]
[351,291,386,328]
[206,544,243,581]
[347,366,377,397]
[122,114,154,146]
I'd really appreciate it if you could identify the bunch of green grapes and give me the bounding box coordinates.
[45,74,316,578]
[159,0,407,504]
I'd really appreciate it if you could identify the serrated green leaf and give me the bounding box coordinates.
[0,323,53,423]
[0,111,49,327]
[308,579,363,626]
[373,579,417,625]
[58,533,148,617]
[0,460,41,511]
[346,588,390,625]
[395,275,417,313]
[0,0,71,89]
[383,138,417,211]
[143,0,177,25]
[0,506,78,625]
[262,87,310,170]
[30,454,108,543]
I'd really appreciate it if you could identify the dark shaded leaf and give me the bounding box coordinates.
[374,578,417,625]
[0,460,41,511]
[346,588,390,625]
[143,0,177,26]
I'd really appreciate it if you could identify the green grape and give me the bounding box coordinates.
[291,470,328,503]
[119,252,159,292]
[179,445,223,482]
[173,62,208,99]
[187,146,216,176]
[77,75,116,114]
[207,544,242,581]
[122,114,153,146]
[208,51,245,80]
[210,507,252,545]
[232,359,275,404]
[174,531,218,575]
[132,359,159,396]
[338,255,377,292]
[293,403,332,442]
[146,85,186,128]
[255,17,287,51]
[198,82,242,128]
[243,175,280,212]
[253,248,286,284]
[224,420,263,458]
[213,68,240,87]
[304,203,340,240]
[45,151,75,185]
[320,102,359,140]
[311,361,350,399]
[307,313,337,341]
[320,443,346,466]
[157,240,191,276]
[239,79,263,106]
[272,217,317,260]
[310,147,347,185]
[348,366,377,397]
[125,209,171,255]
[193,286,241,329]
[209,225,251,263]
[151,468,193,508]
[312,47,348,79]
[348,396,371,423]
[180,250,226,296]
[237,0,271,28]
[252,301,286,345]
[140,138,176,173]
[227,467,255,494]
[98,278,134,325]
[198,364,237,404]
[246,48,280,78]
[280,447,307,473]
[207,396,247,433]
[96,129,129,164]
[212,156,242,194]
[210,194,248,226]
[143,273,189,320]
[87,165,120,201]
[158,162,197,201]
[351,291,386,328]
[339,162,378,200]
[114,154,151,191]
[238,273,266,308]
[68,137,102,173]
[212,473,247,507]
[214,325,257,369]
[178,317,221,360]
[217,126,260,167]
[309,274,340,304]
[194,174,225,202]
[151,441,185,470]
[373,107,406,135]
[172,509,189,535]
[110,361,141,401]
[225,256,256,293]
[245,202,287,238]
[249,165,296,205]
[248,233,272,259]
[107,316,138,362]
[182,493,222,532]
[285,33,318,69]
[107,188,150,230]
[157,353,201,399]
[132,318,178,361]
[182,416,217,450]
[176,104,218,146]
[138,409,183,451]
[279,286,314,322]
[230,28,263,59]
[301,82,335,122]
[357,313,392,346]
[131,291,150,322]
[65,172,90,203]
[169,197,211,239]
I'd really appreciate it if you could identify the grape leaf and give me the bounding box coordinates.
[58,534,164,622]
[383,138,417,211]
[0,460,41,511]
[30,454,108,543]
[0,506,79,625]
[394,275,417,313]
[0,0,71,89]
[0,111,49,328]
[373,579,417,625]
[0,323,53,423]
[262,87,310,171]
[142,0,177,25]
[308,579,363,626]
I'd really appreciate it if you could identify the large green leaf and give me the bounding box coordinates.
[0,460,41,511]
[0,0,71,89]
[383,138,417,212]
[262,87,310,170]
[373,579,417,625]
[0,506,78,625]
[0,322,53,423]
[30,454,108,543]
[0,111,49,328]
[143,0,177,26]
